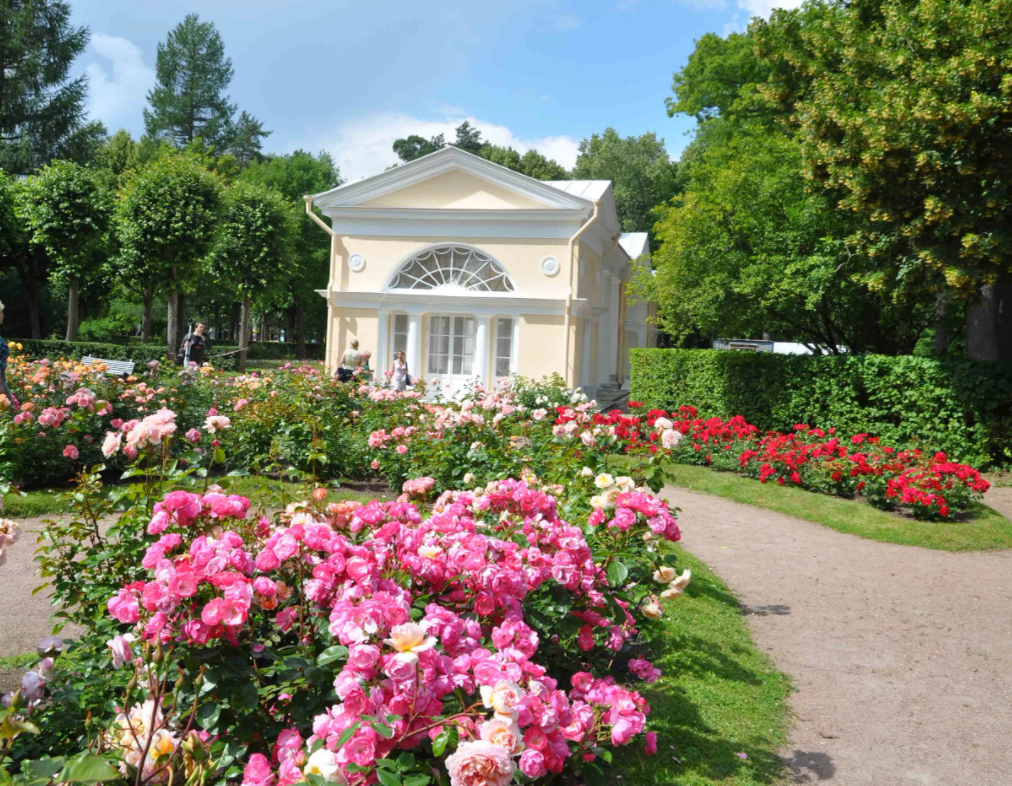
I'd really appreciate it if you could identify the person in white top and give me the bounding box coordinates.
[341,339,362,369]
[391,350,410,391]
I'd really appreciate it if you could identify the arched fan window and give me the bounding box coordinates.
[388,245,515,293]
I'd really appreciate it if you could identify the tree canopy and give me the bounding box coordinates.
[0,0,106,174]
[144,14,257,151]
[16,161,110,341]
[573,128,677,234]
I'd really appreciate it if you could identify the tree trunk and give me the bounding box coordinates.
[239,296,251,373]
[28,297,41,339]
[259,312,268,343]
[141,287,153,342]
[167,289,179,358]
[178,292,187,337]
[294,294,306,361]
[933,290,948,356]
[965,277,1012,360]
[65,279,80,342]
[229,303,239,342]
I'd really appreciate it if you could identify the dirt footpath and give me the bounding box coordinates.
[0,516,83,661]
[664,485,1012,786]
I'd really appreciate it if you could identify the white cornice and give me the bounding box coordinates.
[311,147,594,212]
[316,288,594,318]
[322,210,587,240]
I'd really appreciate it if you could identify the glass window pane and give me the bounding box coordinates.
[496,357,510,377]
[389,246,514,291]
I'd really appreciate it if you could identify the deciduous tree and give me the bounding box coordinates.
[115,153,221,350]
[753,0,1012,358]
[647,129,929,353]
[239,150,340,358]
[208,182,297,371]
[573,128,677,233]
[17,161,110,341]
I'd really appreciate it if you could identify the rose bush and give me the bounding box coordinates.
[587,404,990,519]
[2,390,685,786]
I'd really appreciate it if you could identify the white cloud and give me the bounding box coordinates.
[552,12,583,30]
[737,0,805,16]
[83,33,156,136]
[720,0,805,31]
[307,112,581,182]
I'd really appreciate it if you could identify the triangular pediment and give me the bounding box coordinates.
[311,146,593,212]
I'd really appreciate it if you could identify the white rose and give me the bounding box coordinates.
[306,749,346,784]
[642,602,663,620]
[653,566,676,583]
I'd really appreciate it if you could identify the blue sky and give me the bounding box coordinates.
[70,0,797,181]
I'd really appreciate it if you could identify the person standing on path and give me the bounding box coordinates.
[338,339,363,382]
[391,350,410,391]
[178,323,212,367]
[0,300,12,405]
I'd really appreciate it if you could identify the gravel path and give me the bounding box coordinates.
[663,485,1012,786]
[0,516,83,661]
[4,493,1012,785]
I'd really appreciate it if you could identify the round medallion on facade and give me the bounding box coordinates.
[348,253,366,272]
[540,256,560,277]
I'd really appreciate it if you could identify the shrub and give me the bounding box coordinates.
[630,348,1012,466]
[3,404,683,786]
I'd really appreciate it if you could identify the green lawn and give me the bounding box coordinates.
[1,476,392,519]
[614,546,791,785]
[662,462,1012,552]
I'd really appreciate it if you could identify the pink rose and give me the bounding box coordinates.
[62,444,79,459]
[518,749,546,778]
[645,731,658,756]
[445,741,515,786]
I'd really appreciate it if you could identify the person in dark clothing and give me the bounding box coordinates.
[178,323,212,367]
[0,299,12,404]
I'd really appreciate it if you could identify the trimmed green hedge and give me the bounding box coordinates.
[629,349,1012,466]
[11,339,324,371]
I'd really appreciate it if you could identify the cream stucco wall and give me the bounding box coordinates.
[330,307,379,370]
[518,314,565,380]
[360,171,548,210]
[335,236,575,298]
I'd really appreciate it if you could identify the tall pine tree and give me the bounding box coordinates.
[144,14,238,149]
[0,0,106,175]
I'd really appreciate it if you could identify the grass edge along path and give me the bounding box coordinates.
[0,476,395,519]
[662,462,1012,552]
[616,545,791,785]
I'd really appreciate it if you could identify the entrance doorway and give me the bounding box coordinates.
[427,315,476,397]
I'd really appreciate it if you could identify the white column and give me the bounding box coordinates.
[510,316,520,375]
[375,309,388,386]
[406,313,422,383]
[580,317,593,388]
[608,273,621,383]
[474,316,491,389]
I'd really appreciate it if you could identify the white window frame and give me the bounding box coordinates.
[386,244,515,293]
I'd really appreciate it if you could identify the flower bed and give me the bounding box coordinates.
[2,405,688,786]
[587,404,990,520]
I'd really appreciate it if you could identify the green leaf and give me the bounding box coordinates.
[334,723,360,748]
[396,753,416,769]
[373,722,394,739]
[60,753,120,784]
[197,701,222,731]
[375,769,402,786]
[231,681,260,712]
[431,729,450,757]
[403,776,431,786]
[606,561,629,587]
[316,645,349,666]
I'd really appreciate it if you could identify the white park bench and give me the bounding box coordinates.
[81,356,136,377]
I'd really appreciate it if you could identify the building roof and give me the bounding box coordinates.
[619,232,649,260]
[544,180,613,202]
